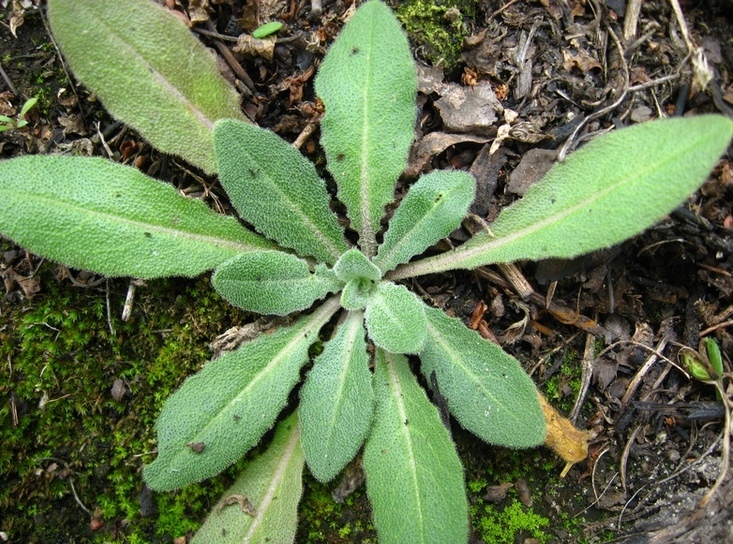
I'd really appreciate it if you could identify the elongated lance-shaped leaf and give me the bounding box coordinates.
[316,0,418,258]
[191,412,304,544]
[373,170,476,274]
[212,251,343,316]
[388,115,733,280]
[363,350,468,544]
[299,310,374,482]
[420,306,545,448]
[0,156,272,278]
[214,119,349,264]
[143,296,340,491]
[364,282,426,354]
[48,0,245,174]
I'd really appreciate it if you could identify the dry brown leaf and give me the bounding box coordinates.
[538,391,591,476]
[234,35,276,62]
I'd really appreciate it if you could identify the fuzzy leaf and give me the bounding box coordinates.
[420,306,545,448]
[143,297,340,491]
[48,0,244,174]
[214,119,349,264]
[339,278,375,311]
[388,115,733,279]
[212,251,342,316]
[364,282,426,354]
[0,156,272,278]
[316,0,418,257]
[333,248,381,282]
[299,311,374,482]
[191,412,304,544]
[374,170,476,273]
[363,350,468,544]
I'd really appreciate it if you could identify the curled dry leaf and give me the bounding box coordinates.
[234,34,276,62]
[538,391,591,477]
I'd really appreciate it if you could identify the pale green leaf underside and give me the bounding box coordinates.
[363,350,468,544]
[48,0,244,174]
[214,119,349,265]
[0,156,272,278]
[333,248,381,282]
[192,412,304,544]
[212,251,342,316]
[299,311,374,482]
[389,115,733,279]
[364,282,426,354]
[143,297,340,491]
[316,0,418,257]
[374,170,476,274]
[420,306,545,448]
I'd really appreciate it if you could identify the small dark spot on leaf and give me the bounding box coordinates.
[248,168,258,178]
[434,194,444,203]
[187,441,205,453]
[404,419,409,425]
[144,232,152,237]
[336,153,345,162]
[351,46,360,55]
[233,414,241,422]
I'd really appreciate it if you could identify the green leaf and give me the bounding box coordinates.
[48,0,244,174]
[212,251,343,316]
[333,248,381,282]
[364,282,426,354]
[0,156,272,278]
[252,21,283,39]
[300,310,373,481]
[420,306,545,448]
[388,115,733,279]
[191,412,304,544]
[143,297,340,491]
[363,350,468,544]
[339,278,375,311]
[374,170,476,274]
[316,0,418,257]
[214,119,349,264]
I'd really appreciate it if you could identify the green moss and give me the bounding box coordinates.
[0,261,249,542]
[395,0,479,69]
[472,499,551,544]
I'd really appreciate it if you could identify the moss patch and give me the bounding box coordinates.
[0,260,249,542]
[395,0,480,69]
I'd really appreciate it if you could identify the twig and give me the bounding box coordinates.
[569,331,596,423]
[0,62,18,95]
[623,0,643,42]
[558,25,629,161]
[620,331,672,407]
[204,20,255,94]
[700,378,731,506]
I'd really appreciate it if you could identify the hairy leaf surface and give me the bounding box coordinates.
[192,412,304,544]
[389,115,733,279]
[374,170,475,273]
[215,119,349,264]
[48,0,244,173]
[333,248,381,282]
[364,282,426,353]
[0,156,271,277]
[363,350,467,544]
[316,0,417,257]
[300,311,373,481]
[420,306,545,448]
[143,297,340,491]
[213,251,342,316]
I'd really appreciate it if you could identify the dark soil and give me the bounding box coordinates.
[1,1,732,543]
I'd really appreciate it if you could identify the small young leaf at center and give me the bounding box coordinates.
[364,282,426,353]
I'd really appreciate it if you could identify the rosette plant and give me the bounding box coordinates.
[1,0,732,542]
